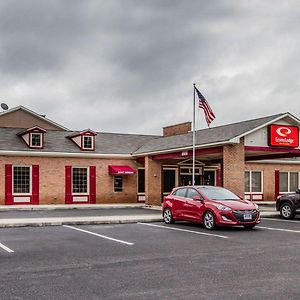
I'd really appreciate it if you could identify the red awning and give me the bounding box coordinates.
[108,165,136,175]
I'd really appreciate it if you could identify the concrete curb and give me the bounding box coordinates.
[0,203,146,211]
[0,215,163,228]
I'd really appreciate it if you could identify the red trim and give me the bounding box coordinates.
[5,164,13,205]
[136,157,145,163]
[246,153,300,161]
[216,167,223,187]
[245,146,300,153]
[67,129,97,139]
[32,165,39,204]
[152,146,223,160]
[275,170,280,199]
[65,166,72,204]
[89,166,96,204]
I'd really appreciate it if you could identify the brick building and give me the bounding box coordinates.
[0,106,300,206]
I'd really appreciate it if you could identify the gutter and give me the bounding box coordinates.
[0,150,132,159]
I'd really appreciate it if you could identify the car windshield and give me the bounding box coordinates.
[198,187,240,201]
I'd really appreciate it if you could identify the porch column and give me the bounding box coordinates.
[145,156,162,206]
[223,139,245,198]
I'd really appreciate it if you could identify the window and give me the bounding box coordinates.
[72,167,88,194]
[13,166,31,194]
[186,188,201,200]
[173,188,187,197]
[245,171,262,193]
[138,169,145,193]
[30,133,42,148]
[280,172,299,193]
[83,136,93,150]
[114,176,123,192]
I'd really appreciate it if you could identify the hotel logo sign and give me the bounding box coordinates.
[268,124,299,147]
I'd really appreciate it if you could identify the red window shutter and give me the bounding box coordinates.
[275,170,280,199]
[89,166,96,204]
[65,166,72,204]
[5,164,13,205]
[32,165,39,205]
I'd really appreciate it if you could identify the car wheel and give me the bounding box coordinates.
[163,208,174,224]
[244,224,256,230]
[280,203,295,220]
[203,211,216,230]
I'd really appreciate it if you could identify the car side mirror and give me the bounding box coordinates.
[296,189,300,194]
[193,195,203,201]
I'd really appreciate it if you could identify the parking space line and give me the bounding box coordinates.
[138,223,229,239]
[257,226,300,233]
[262,218,300,223]
[63,225,134,246]
[0,242,14,253]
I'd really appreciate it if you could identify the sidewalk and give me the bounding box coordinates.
[0,203,279,228]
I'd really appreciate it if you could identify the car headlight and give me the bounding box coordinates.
[214,204,231,211]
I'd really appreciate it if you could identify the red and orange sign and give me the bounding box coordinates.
[268,124,299,147]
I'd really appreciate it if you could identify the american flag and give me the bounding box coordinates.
[195,87,215,127]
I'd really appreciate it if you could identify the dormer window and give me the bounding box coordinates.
[67,129,97,151]
[83,135,93,150]
[30,133,42,148]
[17,126,46,149]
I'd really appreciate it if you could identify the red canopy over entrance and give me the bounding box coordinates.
[108,165,136,175]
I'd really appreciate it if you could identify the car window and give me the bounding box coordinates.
[173,188,187,198]
[199,187,240,201]
[186,188,202,200]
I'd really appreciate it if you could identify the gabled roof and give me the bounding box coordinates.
[16,126,47,136]
[67,129,97,138]
[0,106,69,131]
[0,112,298,157]
[133,112,295,155]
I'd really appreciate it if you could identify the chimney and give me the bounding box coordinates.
[163,121,192,137]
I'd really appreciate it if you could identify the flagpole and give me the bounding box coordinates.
[192,83,196,186]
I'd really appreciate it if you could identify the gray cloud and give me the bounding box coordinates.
[0,0,300,134]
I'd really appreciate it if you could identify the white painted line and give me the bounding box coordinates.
[63,225,134,245]
[0,242,14,253]
[257,226,300,233]
[262,217,300,224]
[138,223,229,239]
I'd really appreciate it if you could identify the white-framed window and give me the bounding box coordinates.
[279,172,299,193]
[245,171,263,193]
[13,166,32,195]
[114,176,123,192]
[82,135,94,150]
[72,167,89,194]
[30,132,43,148]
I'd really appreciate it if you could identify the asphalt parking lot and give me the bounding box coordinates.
[1,218,300,300]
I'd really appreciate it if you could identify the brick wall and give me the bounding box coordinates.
[223,140,245,198]
[163,122,192,137]
[145,156,162,205]
[0,156,141,205]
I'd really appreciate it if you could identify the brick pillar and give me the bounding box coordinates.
[145,156,162,206]
[223,139,245,198]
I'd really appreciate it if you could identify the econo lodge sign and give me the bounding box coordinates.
[268,124,299,147]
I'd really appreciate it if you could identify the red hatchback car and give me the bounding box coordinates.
[163,186,260,230]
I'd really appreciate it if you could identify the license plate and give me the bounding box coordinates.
[243,214,252,220]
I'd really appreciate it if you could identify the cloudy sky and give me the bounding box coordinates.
[0,0,299,134]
